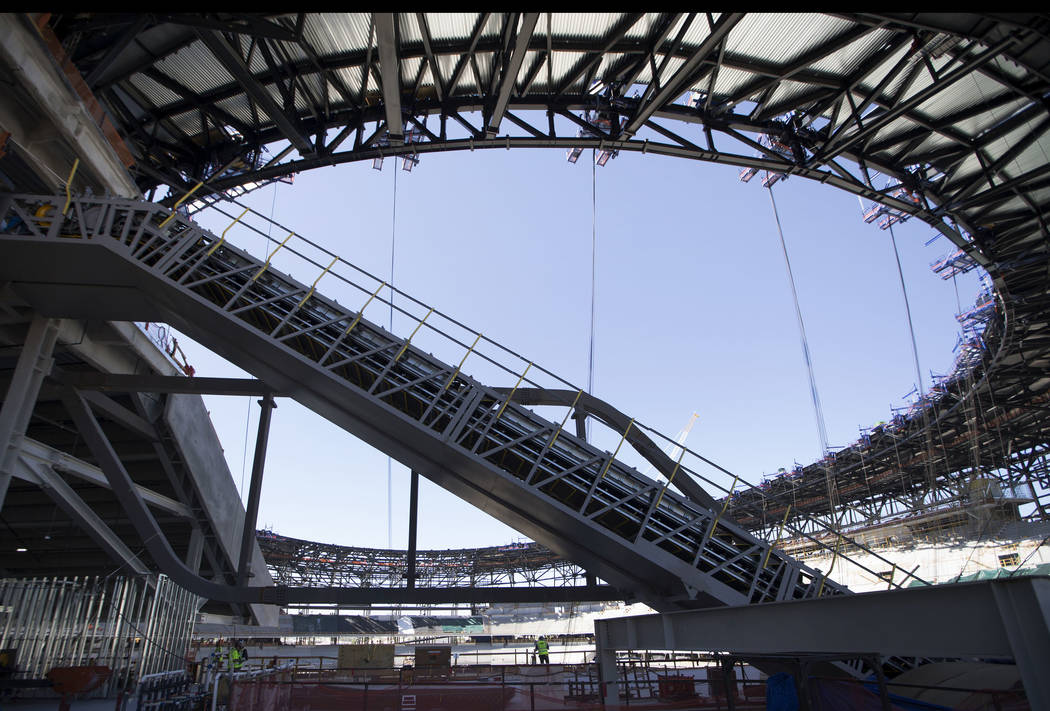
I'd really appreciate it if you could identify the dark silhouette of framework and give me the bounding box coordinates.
[2,14,1049,615]
[37,13,1050,538]
[257,530,588,590]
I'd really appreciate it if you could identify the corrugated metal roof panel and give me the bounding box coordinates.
[397,14,422,45]
[728,13,851,65]
[128,74,182,109]
[551,13,623,40]
[155,41,236,97]
[167,109,200,138]
[214,95,254,127]
[951,96,1028,137]
[811,28,897,78]
[761,80,818,118]
[423,13,483,43]
[709,65,754,101]
[914,69,1004,122]
[677,13,712,48]
[304,13,374,57]
[994,121,1050,179]
[549,50,588,90]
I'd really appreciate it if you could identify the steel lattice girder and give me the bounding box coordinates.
[39,13,1050,251]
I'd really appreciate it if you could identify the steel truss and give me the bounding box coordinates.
[0,193,862,614]
[257,531,588,590]
[34,12,1050,542]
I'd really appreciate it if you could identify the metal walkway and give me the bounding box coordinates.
[0,192,854,613]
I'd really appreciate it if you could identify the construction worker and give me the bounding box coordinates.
[534,637,550,665]
[211,639,226,671]
[229,641,243,672]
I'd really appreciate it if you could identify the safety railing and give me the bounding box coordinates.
[1,192,937,679]
[184,194,928,597]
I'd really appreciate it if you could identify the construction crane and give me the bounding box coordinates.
[642,412,699,479]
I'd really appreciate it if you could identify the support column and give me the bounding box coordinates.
[993,578,1050,708]
[237,393,276,588]
[406,469,419,589]
[185,527,205,575]
[595,625,619,707]
[0,316,60,509]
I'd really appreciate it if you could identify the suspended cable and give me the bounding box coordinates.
[767,187,830,456]
[767,186,839,529]
[388,162,398,549]
[240,180,279,501]
[587,149,598,442]
[886,222,925,397]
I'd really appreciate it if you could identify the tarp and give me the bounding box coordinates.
[767,673,799,711]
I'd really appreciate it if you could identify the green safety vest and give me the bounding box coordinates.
[536,640,549,654]
[230,648,243,670]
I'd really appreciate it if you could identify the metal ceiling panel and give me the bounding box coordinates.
[727,13,852,66]
[127,74,183,109]
[423,12,483,43]
[304,13,375,57]
[810,28,898,78]
[551,12,623,41]
[153,42,236,102]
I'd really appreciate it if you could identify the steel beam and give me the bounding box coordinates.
[595,576,1050,707]
[196,29,314,156]
[621,13,743,138]
[62,372,282,396]
[407,469,419,589]
[16,436,193,518]
[374,14,403,143]
[17,455,150,575]
[486,13,540,136]
[0,316,60,509]
[237,393,275,588]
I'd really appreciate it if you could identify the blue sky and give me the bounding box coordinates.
[180,135,981,552]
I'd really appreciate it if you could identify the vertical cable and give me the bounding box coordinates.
[587,149,598,440]
[241,181,279,501]
[886,222,924,396]
[886,221,938,496]
[768,187,829,456]
[768,187,837,523]
[387,162,398,549]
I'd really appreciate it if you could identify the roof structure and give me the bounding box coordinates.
[1,13,1049,609]
[46,12,1049,255]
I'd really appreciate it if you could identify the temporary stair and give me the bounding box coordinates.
[0,193,851,613]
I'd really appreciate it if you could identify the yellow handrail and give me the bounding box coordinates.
[547,388,584,450]
[762,505,792,569]
[206,207,251,256]
[394,308,434,362]
[598,419,635,480]
[158,181,204,228]
[709,475,739,534]
[62,158,80,216]
[653,450,687,509]
[297,257,340,309]
[444,333,482,391]
[250,233,294,282]
[493,363,532,422]
[344,282,385,335]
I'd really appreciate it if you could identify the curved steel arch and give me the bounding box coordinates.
[50,13,1049,250]
[48,12,1050,532]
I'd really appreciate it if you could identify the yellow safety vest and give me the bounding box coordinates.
[536,640,549,655]
[230,648,243,670]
